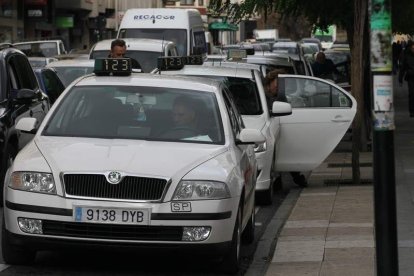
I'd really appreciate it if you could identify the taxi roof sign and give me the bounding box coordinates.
[227,49,247,60]
[157,55,203,71]
[94,58,132,76]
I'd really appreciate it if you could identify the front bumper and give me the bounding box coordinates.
[4,228,232,257]
[4,189,238,249]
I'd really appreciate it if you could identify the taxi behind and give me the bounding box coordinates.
[3,58,263,273]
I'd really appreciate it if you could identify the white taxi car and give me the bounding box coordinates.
[157,62,357,204]
[3,58,263,273]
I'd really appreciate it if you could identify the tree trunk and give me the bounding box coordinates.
[351,0,368,184]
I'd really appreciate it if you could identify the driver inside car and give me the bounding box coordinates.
[172,96,198,129]
[157,96,201,140]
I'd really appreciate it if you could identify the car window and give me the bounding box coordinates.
[222,88,245,137]
[283,78,352,108]
[188,75,262,116]
[43,86,224,144]
[53,66,94,86]
[7,54,38,94]
[42,69,65,103]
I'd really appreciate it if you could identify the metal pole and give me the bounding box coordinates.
[369,0,399,275]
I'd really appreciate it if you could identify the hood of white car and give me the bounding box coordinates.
[242,114,266,131]
[34,137,227,179]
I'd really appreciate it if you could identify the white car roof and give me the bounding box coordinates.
[159,65,256,79]
[273,42,299,47]
[14,40,62,45]
[92,38,176,52]
[46,59,95,68]
[74,73,221,93]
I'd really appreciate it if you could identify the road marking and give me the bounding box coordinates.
[255,222,262,227]
[0,264,9,272]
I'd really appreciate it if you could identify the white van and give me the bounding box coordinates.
[117,8,206,57]
[13,40,67,58]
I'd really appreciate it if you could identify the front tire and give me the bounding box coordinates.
[220,206,242,274]
[242,199,255,244]
[2,217,36,265]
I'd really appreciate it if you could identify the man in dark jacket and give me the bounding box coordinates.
[399,41,414,117]
[109,39,141,70]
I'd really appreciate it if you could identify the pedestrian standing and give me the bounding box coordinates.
[398,40,414,117]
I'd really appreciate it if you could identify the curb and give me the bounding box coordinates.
[245,188,301,276]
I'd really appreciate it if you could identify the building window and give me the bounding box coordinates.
[0,0,13,17]
[198,0,204,6]
[180,0,195,5]
[0,26,12,42]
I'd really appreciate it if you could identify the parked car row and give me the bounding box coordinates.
[0,38,355,273]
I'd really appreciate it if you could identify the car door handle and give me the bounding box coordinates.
[331,115,351,122]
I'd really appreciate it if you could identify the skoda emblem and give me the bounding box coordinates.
[107,171,122,184]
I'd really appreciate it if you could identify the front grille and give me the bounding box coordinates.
[42,220,183,241]
[64,174,167,201]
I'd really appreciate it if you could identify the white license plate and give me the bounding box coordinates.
[73,206,150,225]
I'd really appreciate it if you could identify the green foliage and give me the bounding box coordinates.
[209,0,414,36]
[208,0,353,32]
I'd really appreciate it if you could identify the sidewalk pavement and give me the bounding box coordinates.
[265,152,375,276]
[262,77,414,276]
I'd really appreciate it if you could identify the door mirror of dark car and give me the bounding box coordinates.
[16,117,38,134]
[15,89,38,104]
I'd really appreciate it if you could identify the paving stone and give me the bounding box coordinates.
[272,241,325,262]
[320,260,375,276]
[284,220,329,228]
[280,227,327,237]
[327,226,374,238]
[266,262,321,276]
[324,248,375,262]
[325,240,375,248]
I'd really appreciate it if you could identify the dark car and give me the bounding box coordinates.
[0,44,50,203]
[33,67,65,104]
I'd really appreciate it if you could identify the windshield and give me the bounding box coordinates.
[52,66,94,86]
[119,29,187,56]
[43,86,224,144]
[15,42,58,57]
[187,76,262,115]
[91,50,163,73]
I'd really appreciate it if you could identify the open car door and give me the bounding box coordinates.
[275,74,356,172]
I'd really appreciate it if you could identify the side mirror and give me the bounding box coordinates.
[15,89,38,104]
[16,117,38,134]
[237,128,265,145]
[271,101,292,117]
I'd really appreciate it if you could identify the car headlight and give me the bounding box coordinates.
[173,180,230,200]
[254,141,267,153]
[10,172,56,194]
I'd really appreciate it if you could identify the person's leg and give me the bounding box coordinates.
[407,79,414,116]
